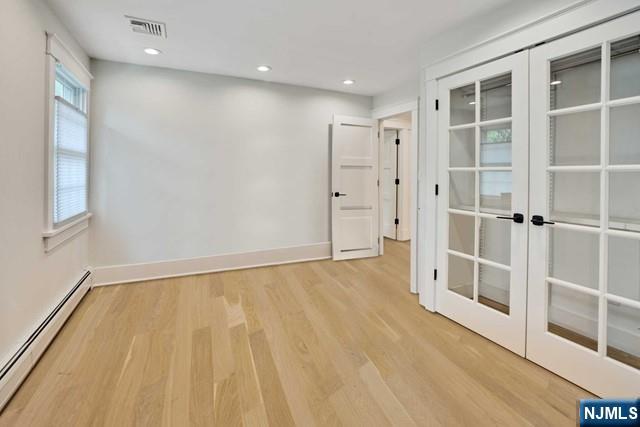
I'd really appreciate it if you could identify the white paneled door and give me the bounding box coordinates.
[437,51,530,356]
[331,115,380,260]
[527,13,640,396]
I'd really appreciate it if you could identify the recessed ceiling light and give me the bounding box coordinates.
[468,101,476,105]
[144,48,162,55]
[550,80,562,85]
[343,79,355,85]
[257,65,272,72]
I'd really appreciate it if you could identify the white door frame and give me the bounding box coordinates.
[373,101,419,293]
[381,119,411,242]
[420,0,640,312]
[381,124,399,242]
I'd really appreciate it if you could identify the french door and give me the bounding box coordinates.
[436,51,529,356]
[527,13,640,396]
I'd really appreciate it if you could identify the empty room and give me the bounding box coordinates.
[1,0,640,425]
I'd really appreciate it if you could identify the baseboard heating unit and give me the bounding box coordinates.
[0,271,91,411]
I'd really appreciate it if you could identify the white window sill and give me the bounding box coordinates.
[43,213,92,252]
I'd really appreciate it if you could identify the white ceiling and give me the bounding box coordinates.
[46,0,514,96]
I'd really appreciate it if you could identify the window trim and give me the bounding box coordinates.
[43,33,93,250]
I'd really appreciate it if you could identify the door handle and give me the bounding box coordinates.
[496,213,524,223]
[531,215,555,226]
[333,192,347,197]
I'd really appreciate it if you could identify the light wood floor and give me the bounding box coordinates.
[0,239,591,426]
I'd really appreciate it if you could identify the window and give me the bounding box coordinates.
[43,33,92,251]
[52,64,88,226]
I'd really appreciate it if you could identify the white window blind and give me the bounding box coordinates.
[53,65,88,226]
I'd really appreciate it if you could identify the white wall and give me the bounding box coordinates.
[420,0,579,70]
[372,0,578,113]
[372,77,419,111]
[0,0,90,368]
[89,60,372,268]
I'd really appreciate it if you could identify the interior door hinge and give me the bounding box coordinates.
[377,179,380,187]
[435,184,439,196]
[394,218,399,225]
[435,99,439,111]
[378,131,380,138]
[434,269,438,280]
[395,138,400,145]
[395,178,400,185]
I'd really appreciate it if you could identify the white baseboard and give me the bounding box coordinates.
[0,271,91,411]
[91,242,332,287]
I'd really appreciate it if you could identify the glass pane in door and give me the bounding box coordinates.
[450,84,476,125]
[608,235,640,302]
[548,227,599,290]
[610,35,640,100]
[480,73,511,121]
[550,47,601,110]
[548,283,599,351]
[549,171,600,226]
[480,171,511,214]
[478,264,510,314]
[480,124,511,166]
[607,302,640,369]
[449,171,475,211]
[610,103,640,165]
[450,128,475,167]
[479,217,511,266]
[449,213,475,255]
[448,254,474,299]
[550,110,600,165]
[609,171,640,231]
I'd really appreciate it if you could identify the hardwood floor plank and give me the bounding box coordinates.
[162,281,193,425]
[358,361,416,427]
[248,330,296,427]
[329,374,391,427]
[229,324,268,424]
[249,280,317,426]
[212,296,235,383]
[214,374,242,426]
[133,329,175,426]
[190,327,215,425]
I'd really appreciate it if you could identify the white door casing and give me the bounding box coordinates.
[382,119,412,242]
[331,115,380,260]
[527,12,640,397]
[436,51,529,356]
[397,127,412,242]
[382,128,398,239]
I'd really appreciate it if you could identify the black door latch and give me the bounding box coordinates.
[531,215,555,226]
[496,213,524,223]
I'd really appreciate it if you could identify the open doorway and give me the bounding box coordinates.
[377,108,417,294]
[381,113,412,242]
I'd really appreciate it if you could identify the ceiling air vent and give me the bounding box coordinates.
[126,16,167,38]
